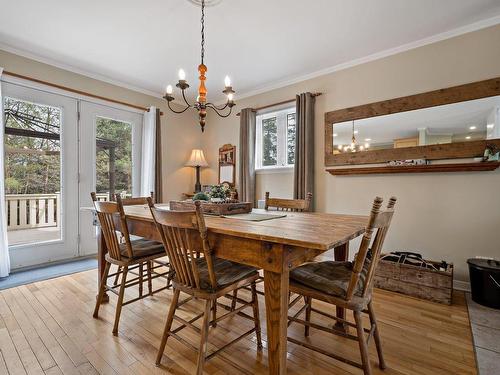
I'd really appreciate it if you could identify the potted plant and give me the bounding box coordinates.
[208,184,230,202]
[192,192,210,201]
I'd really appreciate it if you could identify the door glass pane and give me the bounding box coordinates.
[3,97,62,245]
[287,113,296,165]
[95,117,132,201]
[262,117,277,166]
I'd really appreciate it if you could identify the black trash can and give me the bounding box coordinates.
[467,258,500,309]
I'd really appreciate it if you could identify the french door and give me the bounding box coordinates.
[78,101,143,256]
[2,82,79,268]
[2,81,144,268]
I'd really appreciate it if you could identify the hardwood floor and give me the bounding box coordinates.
[0,266,476,374]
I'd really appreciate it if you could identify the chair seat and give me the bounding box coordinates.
[120,239,165,259]
[290,261,368,299]
[192,257,258,291]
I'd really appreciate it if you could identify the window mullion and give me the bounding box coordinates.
[255,116,262,169]
[277,112,286,166]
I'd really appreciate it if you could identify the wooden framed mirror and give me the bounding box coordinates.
[218,144,236,185]
[324,77,500,174]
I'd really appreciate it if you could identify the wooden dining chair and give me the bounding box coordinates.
[229,191,314,311]
[265,191,313,212]
[287,196,397,375]
[147,198,262,375]
[92,192,168,336]
[113,194,173,292]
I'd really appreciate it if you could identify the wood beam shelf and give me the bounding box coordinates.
[327,162,500,176]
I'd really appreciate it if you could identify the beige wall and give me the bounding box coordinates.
[0,49,200,201]
[3,24,500,281]
[255,171,294,203]
[201,24,500,283]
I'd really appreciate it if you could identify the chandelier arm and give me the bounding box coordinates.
[207,105,233,118]
[206,102,229,111]
[167,100,191,114]
[181,89,193,107]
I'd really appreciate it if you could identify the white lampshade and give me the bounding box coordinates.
[185,149,209,167]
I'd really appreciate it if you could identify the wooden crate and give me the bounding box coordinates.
[169,200,252,216]
[374,255,453,305]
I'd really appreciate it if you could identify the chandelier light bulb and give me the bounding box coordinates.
[364,143,370,148]
[163,0,236,132]
[178,69,186,80]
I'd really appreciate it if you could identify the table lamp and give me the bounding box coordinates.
[186,149,209,193]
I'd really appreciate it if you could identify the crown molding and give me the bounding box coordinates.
[0,42,164,99]
[232,14,500,103]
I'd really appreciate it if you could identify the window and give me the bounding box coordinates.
[256,107,296,169]
[3,96,62,245]
[95,117,133,200]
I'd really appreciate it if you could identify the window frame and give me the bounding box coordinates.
[255,106,296,171]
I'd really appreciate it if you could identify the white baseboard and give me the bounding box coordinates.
[453,280,471,292]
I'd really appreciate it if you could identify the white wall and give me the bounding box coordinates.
[201,24,500,282]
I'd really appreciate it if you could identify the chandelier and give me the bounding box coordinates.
[337,120,370,153]
[163,0,235,132]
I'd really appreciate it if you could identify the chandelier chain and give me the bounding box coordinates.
[201,0,205,65]
[164,0,235,132]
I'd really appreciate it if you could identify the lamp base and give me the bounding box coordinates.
[194,165,202,193]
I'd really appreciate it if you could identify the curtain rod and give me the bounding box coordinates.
[236,92,322,116]
[2,71,164,115]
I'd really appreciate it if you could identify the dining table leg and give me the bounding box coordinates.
[97,227,109,302]
[264,269,289,375]
[333,242,349,329]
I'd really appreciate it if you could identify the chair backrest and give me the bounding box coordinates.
[346,196,397,301]
[264,192,313,212]
[91,192,131,260]
[147,198,217,290]
[117,192,154,206]
[114,193,154,257]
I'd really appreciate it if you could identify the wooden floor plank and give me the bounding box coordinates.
[0,269,477,374]
[0,327,27,375]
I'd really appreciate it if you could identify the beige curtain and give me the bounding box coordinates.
[154,108,162,202]
[293,92,315,204]
[238,108,256,206]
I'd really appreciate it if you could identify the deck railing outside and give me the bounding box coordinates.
[5,193,61,231]
[5,191,129,231]
[94,193,111,202]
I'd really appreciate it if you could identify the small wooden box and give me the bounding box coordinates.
[169,200,252,216]
[374,255,453,305]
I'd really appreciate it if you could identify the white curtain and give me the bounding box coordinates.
[140,106,157,196]
[0,68,11,277]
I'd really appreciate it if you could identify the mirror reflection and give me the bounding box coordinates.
[332,95,500,153]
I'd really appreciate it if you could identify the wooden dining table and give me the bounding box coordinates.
[95,205,368,375]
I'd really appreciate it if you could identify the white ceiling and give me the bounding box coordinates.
[1,0,500,102]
